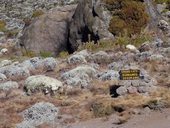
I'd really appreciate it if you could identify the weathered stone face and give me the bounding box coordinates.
[19,0,114,56]
[68,0,114,52]
[19,5,77,56]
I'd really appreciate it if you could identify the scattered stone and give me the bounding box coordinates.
[139,41,151,52]
[0,48,8,54]
[136,51,152,61]
[17,102,58,128]
[68,54,87,64]
[116,86,128,96]
[0,73,7,81]
[126,44,139,53]
[149,54,164,61]
[0,65,30,80]
[158,20,170,32]
[21,57,57,73]
[165,11,170,18]
[0,60,12,67]
[127,86,138,94]
[108,62,124,71]
[97,70,120,81]
[42,57,57,71]
[24,75,63,95]
[61,65,97,87]
[137,86,157,93]
[0,81,19,91]
[92,51,111,64]
[21,57,44,73]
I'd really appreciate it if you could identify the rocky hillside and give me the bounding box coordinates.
[0,0,77,43]
[0,0,170,128]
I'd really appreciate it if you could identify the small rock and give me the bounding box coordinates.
[76,49,90,58]
[61,65,97,87]
[158,20,170,31]
[17,102,58,128]
[42,57,57,71]
[21,57,57,73]
[68,54,87,64]
[149,54,164,61]
[0,81,19,91]
[139,41,151,52]
[0,73,7,81]
[126,44,139,53]
[127,86,138,94]
[137,86,157,93]
[24,75,63,95]
[92,51,111,64]
[97,70,119,81]
[116,86,128,96]
[0,60,12,67]
[0,48,8,54]
[108,62,123,71]
[136,51,152,61]
[21,57,43,72]
[165,11,170,18]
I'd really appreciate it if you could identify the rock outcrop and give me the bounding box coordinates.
[19,5,77,56]
[68,0,114,52]
[19,0,114,56]
[24,75,63,95]
[17,102,58,128]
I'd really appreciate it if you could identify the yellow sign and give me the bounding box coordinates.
[119,70,140,80]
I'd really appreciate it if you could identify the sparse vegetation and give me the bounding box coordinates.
[22,50,36,57]
[154,0,168,4]
[32,10,45,18]
[40,51,53,58]
[103,0,149,36]
[78,30,153,52]
[0,20,6,32]
[58,51,69,58]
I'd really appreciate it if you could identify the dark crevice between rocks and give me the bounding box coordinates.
[92,6,99,17]
[81,25,100,43]
[109,85,121,98]
[67,25,100,54]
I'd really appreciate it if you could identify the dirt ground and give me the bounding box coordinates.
[67,108,170,128]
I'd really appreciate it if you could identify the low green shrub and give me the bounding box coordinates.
[32,10,45,18]
[103,0,149,36]
[0,20,6,32]
[40,51,53,58]
[58,51,69,58]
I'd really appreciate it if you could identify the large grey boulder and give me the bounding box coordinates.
[24,75,63,95]
[68,0,114,51]
[19,5,77,56]
[17,102,58,128]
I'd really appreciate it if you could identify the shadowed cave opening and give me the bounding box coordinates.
[67,25,100,54]
[109,85,121,98]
